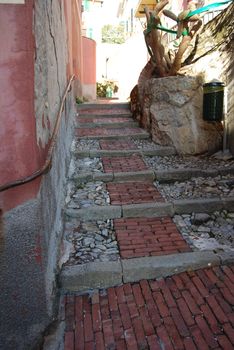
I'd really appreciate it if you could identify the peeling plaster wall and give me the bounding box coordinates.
[0,0,79,348]
[34,0,67,149]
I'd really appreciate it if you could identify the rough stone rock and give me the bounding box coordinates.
[143,76,222,155]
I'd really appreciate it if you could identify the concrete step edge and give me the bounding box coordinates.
[71,170,155,183]
[77,113,133,119]
[76,121,138,129]
[155,167,234,182]
[77,102,130,110]
[59,250,230,292]
[76,133,150,140]
[73,147,176,158]
[64,196,234,221]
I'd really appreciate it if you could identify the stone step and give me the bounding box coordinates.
[59,250,232,292]
[65,197,234,220]
[71,169,155,183]
[76,132,150,140]
[78,112,133,118]
[155,167,234,182]
[73,147,177,158]
[76,120,138,128]
[77,102,130,110]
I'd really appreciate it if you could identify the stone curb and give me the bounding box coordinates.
[155,167,234,182]
[66,205,121,220]
[73,147,176,158]
[76,133,150,140]
[173,197,234,214]
[65,196,234,221]
[121,251,220,283]
[122,202,174,218]
[60,261,122,292]
[60,251,228,292]
[77,102,130,110]
[76,121,137,128]
[77,113,132,119]
[71,170,155,183]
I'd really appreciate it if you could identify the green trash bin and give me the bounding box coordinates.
[203,82,224,122]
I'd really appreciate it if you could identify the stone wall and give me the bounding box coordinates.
[142,76,222,154]
[0,1,78,349]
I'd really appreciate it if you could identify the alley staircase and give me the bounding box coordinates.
[53,102,234,350]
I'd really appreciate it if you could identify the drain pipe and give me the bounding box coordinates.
[0,75,75,193]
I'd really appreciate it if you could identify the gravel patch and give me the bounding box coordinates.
[132,138,165,150]
[64,219,119,265]
[66,181,110,209]
[68,157,103,177]
[174,211,234,252]
[155,175,234,200]
[72,139,100,151]
[145,155,234,171]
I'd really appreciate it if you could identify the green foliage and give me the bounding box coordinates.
[101,23,126,44]
[96,80,119,98]
[76,96,89,104]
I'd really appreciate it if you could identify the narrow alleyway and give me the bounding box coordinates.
[59,102,234,350]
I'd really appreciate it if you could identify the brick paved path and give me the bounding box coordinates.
[64,265,234,350]
[114,217,191,259]
[62,103,234,350]
[107,182,164,205]
[102,155,148,173]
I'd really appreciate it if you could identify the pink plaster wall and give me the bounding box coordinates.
[0,1,41,211]
[82,37,96,84]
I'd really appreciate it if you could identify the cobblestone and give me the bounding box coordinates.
[132,138,166,150]
[66,181,110,209]
[72,139,100,151]
[145,154,234,171]
[64,219,119,265]
[174,210,234,252]
[156,175,234,200]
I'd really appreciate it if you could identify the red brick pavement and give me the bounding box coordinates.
[64,265,234,350]
[114,217,191,259]
[100,140,136,150]
[107,182,164,205]
[102,155,148,173]
[76,128,146,137]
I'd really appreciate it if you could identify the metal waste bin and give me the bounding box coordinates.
[203,82,224,122]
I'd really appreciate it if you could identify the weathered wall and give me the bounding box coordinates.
[0,1,40,211]
[0,0,81,348]
[82,36,96,100]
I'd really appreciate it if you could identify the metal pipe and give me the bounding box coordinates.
[0,75,75,193]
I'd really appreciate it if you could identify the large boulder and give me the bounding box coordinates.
[143,76,222,155]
